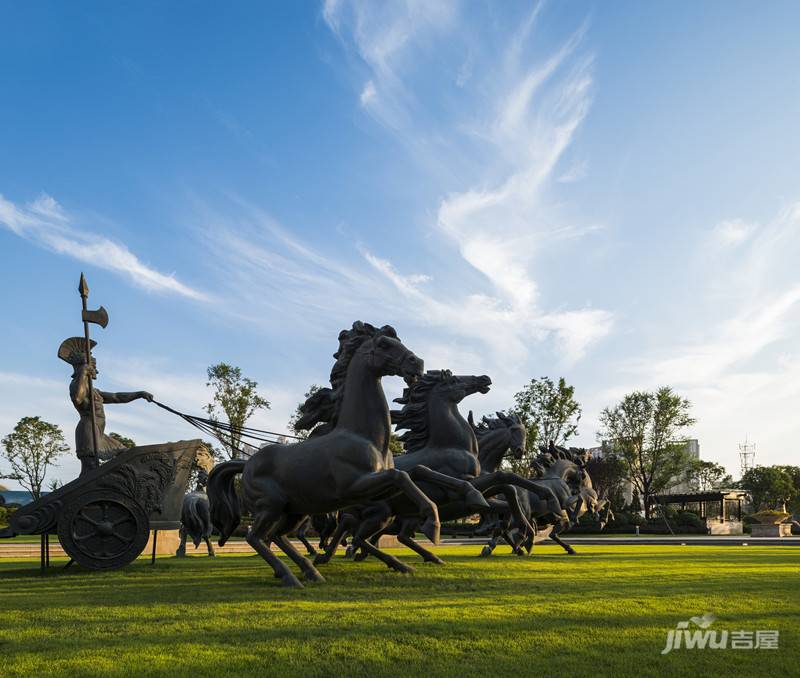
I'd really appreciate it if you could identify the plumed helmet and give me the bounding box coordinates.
[58,337,95,365]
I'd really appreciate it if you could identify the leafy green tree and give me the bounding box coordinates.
[510,377,581,475]
[109,432,136,449]
[206,363,270,459]
[598,387,696,518]
[585,454,627,510]
[1,416,69,499]
[685,460,728,492]
[740,465,800,511]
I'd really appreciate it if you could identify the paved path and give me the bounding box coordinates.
[2,534,799,559]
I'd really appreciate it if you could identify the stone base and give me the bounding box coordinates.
[750,523,792,537]
[708,520,743,535]
[145,529,181,555]
[377,535,400,548]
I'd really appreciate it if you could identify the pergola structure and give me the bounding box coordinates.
[651,489,748,535]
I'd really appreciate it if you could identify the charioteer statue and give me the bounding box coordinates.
[58,274,153,475]
[58,337,153,475]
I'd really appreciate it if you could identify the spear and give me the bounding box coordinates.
[78,273,109,459]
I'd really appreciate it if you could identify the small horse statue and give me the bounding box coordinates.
[480,442,612,556]
[176,469,215,557]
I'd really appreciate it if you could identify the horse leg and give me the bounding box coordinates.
[347,469,440,544]
[397,518,444,564]
[295,519,318,557]
[474,472,567,523]
[480,526,504,557]
[407,466,489,511]
[246,509,304,588]
[204,536,216,557]
[314,513,355,565]
[550,527,577,555]
[472,480,535,539]
[176,527,187,557]
[272,522,326,583]
[348,507,411,573]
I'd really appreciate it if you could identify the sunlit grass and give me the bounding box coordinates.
[0,545,796,677]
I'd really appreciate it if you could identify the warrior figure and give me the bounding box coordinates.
[58,337,153,475]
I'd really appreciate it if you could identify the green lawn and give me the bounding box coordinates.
[0,545,796,677]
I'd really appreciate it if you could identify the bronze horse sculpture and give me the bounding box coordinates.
[318,371,566,569]
[208,322,444,587]
[478,442,612,556]
[176,470,215,557]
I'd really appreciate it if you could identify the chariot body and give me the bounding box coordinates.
[1,440,207,570]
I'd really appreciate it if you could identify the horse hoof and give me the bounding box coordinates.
[313,554,329,566]
[304,569,326,583]
[480,547,492,557]
[280,574,304,588]
[515,549,527,557]
[353,551,369,562]
[466,489,490,510]
[394,563,415,574]
[421,519,441,545]
[425,557,445,565]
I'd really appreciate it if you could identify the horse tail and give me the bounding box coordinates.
[208,459,246,546]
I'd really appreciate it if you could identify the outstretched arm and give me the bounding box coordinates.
[98,390,153,404]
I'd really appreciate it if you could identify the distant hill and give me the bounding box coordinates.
[0,490,47,507]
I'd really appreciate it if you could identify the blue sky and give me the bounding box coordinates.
[2,1,800,487]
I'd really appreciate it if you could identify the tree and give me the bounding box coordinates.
[109,432,136,449]
[739,465,800,511]
[288,384,323,440]
[206,363,270,459]
[1,417,69,500]
[509,377,582,476]
[598,387,696,518]
[585,454,627,510]
[684,460,728,492]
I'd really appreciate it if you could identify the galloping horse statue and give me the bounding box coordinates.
[176,469,215,557]
[208,322,442,587]
[478,441,612,556]
[319,371,566,569]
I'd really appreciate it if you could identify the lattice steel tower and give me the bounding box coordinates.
[738,436,756,478]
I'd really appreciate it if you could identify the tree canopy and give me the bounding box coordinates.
[1,416,69,499]
[598,387,695,518]
[740,465,800,512]
[509,376,581,476]
[206,363,270,459]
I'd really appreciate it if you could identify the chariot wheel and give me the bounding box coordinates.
[57,490,149,570]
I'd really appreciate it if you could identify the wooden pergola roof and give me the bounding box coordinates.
[650,489,747,504]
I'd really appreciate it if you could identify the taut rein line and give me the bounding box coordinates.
[151,400,301,453]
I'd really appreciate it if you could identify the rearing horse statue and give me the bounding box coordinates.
[208,322,439,587]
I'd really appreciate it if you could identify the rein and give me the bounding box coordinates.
[151,400,300,454]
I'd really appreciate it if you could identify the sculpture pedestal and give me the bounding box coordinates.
[145,529,181,555]
[750,523,792,537]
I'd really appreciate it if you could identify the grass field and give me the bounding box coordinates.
[0,544,796,677]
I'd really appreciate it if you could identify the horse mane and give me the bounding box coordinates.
[471,411,522,441]
[532,442,590,474]
[391,370,452,453]
[295,322,398,433]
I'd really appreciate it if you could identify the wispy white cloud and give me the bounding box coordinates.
[713,217,757,246]
[0,193,206,300]
[322,2,613,366]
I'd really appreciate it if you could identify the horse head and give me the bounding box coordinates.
[392,370,491,452]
